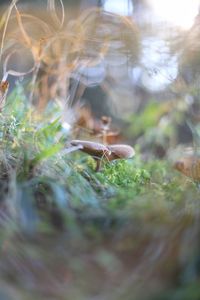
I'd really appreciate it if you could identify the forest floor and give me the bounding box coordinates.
[0,87,200,300]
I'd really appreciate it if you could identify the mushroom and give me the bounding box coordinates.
[70,140,135,171]
[100,116,112,144]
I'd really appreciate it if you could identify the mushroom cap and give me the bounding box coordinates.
[70,140,135,162]
[107,144,135,161]
[70,140,110,158]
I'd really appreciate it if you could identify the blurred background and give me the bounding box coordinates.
[1,0,200,153]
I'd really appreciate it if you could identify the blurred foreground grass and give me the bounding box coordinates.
[0,86,200,300]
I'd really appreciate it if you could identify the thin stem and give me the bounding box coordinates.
[0,0,19,67]
[95,159,102,172]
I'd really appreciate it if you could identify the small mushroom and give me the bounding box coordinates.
[101,116,112,144]
[70,139,135,171]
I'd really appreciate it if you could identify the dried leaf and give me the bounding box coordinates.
[0,80,9,110]
[174,156,200,181]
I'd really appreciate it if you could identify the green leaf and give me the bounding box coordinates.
[31,143,62,166]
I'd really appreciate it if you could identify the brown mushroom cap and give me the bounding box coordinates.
[70,140,111,158]
[107,144,135,161]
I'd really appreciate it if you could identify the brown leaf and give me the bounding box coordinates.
[174,156,200,181]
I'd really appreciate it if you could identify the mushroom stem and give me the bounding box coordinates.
[95,159,102,172]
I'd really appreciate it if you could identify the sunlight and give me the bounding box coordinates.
[104,0,133,16]
[149,0,199,29]
[131,38,178,92]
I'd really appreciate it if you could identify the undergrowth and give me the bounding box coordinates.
[0,80,199,300]
[0,84,198,231]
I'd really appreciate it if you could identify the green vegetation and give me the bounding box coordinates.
[0,86,200,300]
